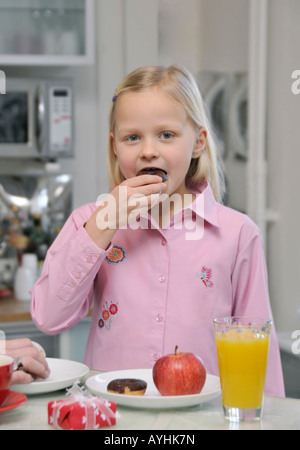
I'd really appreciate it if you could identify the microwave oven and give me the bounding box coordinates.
[0,78,74,160]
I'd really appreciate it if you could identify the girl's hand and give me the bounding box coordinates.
[84,175,166,249]
[108,174,167,228]
[4,338,50,385]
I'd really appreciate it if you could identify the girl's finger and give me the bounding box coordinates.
[124,174,164,187]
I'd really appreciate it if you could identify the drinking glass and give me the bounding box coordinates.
[213,316,272,422]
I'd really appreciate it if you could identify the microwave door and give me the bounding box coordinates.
[0,78,73,160]
[0,79,37,158]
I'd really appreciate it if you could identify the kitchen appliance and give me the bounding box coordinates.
[0,170,73,290]
[197,71,248,212]
[197,71,229,160]
[0,77,74,160]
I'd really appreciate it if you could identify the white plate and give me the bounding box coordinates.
[86,368,221,409]
[13,358,89,395]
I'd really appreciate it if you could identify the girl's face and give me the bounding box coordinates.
[110,87,206,198]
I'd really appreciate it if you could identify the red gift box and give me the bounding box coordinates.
[48,384,117,430]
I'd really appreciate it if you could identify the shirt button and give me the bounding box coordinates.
[74,272,82,279]
[86,255,94,263]
[156,314,163,322]
[152,353,161,361]
[158,275,166,283]
[161,239,167,246]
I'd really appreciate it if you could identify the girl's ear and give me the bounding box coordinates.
[193,127,207,158]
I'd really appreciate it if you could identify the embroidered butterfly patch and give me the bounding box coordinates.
[196,266,214,288]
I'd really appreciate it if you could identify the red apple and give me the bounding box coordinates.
[152,345,206,396]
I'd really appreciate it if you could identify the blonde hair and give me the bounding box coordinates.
[107,65,225,202]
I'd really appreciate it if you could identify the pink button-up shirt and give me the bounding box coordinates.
[31,181,285,397]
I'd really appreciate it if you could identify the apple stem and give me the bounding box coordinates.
[174,345,178,355]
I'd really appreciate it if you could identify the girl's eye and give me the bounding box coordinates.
[160,132,174,140]
[127,135,139,142]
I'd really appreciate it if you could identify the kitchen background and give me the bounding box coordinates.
[0,0,299,397]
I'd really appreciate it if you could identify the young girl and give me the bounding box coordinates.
[31,65,285,397]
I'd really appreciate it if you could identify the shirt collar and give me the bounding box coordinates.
[140,179,221,230]
[188,180,221,228]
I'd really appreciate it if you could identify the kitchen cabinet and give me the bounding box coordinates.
[280,350,300,399]
[278,332,300,399]
[0,0,94,65]
[59,317,91,362]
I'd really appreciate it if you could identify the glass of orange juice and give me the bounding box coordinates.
[213,316,272,422]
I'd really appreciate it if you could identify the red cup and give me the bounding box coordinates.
[0,355,14,406]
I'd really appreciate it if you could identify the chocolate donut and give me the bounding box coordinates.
[107,378,147,395]
[139,168,168,182]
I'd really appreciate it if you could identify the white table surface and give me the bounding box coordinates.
[0,370,299,431]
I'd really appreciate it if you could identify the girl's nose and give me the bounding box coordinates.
[140,138,159,159]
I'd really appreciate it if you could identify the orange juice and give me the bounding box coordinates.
[215,329,270,409]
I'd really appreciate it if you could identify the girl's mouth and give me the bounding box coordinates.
[138,167,168,182]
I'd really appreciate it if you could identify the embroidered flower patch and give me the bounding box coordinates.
[196,266,214,288]
[105,245,126,264]
[98,301,119,330]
